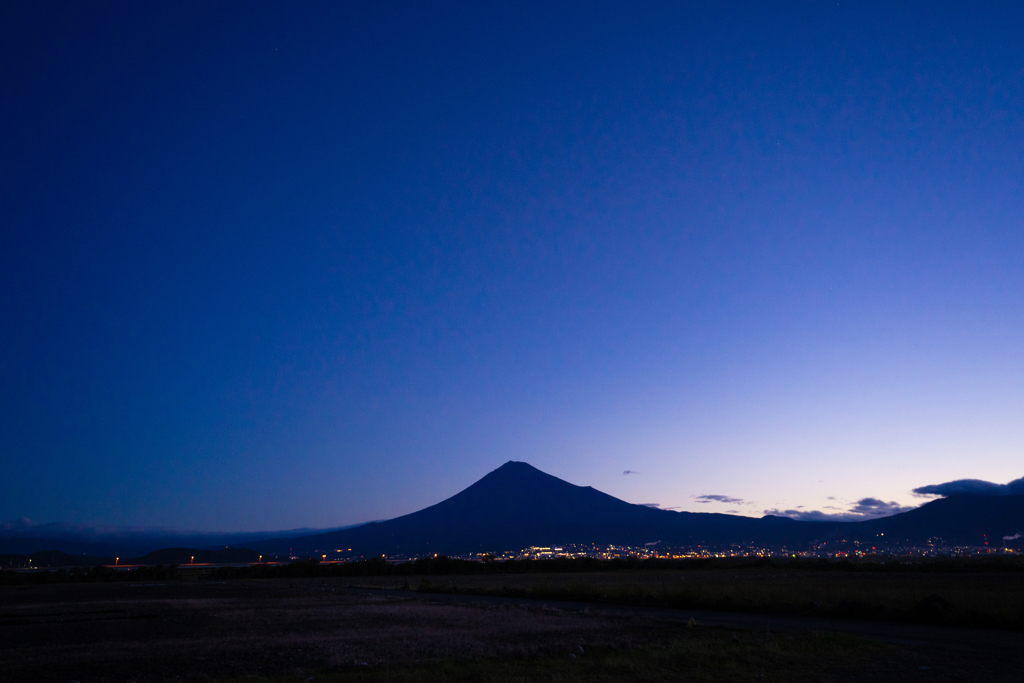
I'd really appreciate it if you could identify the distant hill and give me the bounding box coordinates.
[853,494,1024,546]
[133,547,260,565]
[251,462,1024,557]
[0,536,123,557]
[0,524,365,557]
[0,550,113,568]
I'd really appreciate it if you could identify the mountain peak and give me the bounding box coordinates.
[496,460,538,471]
[471,461,577,493]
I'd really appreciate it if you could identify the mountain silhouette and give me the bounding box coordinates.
[252,462,1024,557]
[854,494,1024,546]
[253,461,822,556]
[7,462,1021,558]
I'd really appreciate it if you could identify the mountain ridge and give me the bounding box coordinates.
[250,462,815,555]
[249,462,1024,556]
[6,462,1022,557]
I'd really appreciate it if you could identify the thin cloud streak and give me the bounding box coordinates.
[694,494,746,505]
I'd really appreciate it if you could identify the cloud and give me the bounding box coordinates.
[694,494,745,505]
[762,475,1024,521]
[765,497,915,522]
[623,470,639,475]
[912,476,1024,497]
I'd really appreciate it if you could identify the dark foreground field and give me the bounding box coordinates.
[390,565,1024,629]
[2,576,1022,683]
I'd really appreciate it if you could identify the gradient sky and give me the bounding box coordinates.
[3,1,1023,532]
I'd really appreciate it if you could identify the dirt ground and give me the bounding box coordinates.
[2,577,1021,682]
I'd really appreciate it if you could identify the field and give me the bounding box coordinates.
[3,572,1024,682]
[374,565,1024,629]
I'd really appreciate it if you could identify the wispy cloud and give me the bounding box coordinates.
[622,470,639,475]
[694,494,745,505]
[765,497,914,522]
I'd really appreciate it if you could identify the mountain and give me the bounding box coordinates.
[855,494,1024,546]
[252,461,830,556]
[252,462,1024,557]
[8,462,1022,559]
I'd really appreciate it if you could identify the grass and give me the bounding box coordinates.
[4,578,1019,683]
[347,568,1024,629]
[218,630,908,683]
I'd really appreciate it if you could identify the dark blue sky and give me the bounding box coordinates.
[3,1,1023,531]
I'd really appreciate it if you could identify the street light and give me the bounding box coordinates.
[115,557,119,567]
[190,556,194,565]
